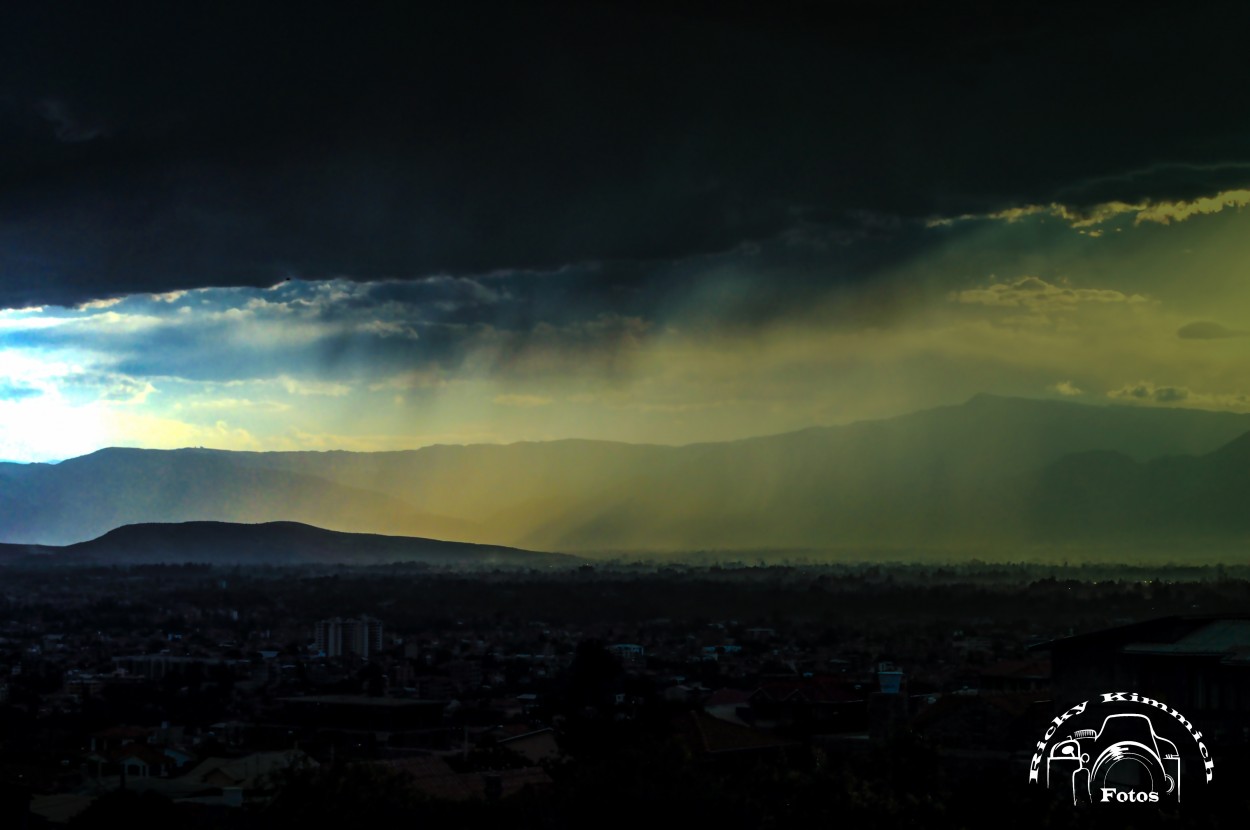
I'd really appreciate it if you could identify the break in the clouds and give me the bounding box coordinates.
[1107,381,1250,412]
[0,382,41,402]
[953,277,1151,311]
[4,194,1250,461]
[933,185,1250,232]
[1051,381,1083,397]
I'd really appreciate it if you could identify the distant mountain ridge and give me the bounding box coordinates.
[0,521,570,567]
[3,394,1250,553]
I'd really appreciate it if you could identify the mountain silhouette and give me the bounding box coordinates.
[0,521,569,567]
[4,395,1250,553]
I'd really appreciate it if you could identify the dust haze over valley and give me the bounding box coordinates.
[5,394,1250,562]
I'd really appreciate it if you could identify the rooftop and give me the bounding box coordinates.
[1035,615,1250,665]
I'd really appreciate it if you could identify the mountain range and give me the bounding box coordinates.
[3,394,1250,554]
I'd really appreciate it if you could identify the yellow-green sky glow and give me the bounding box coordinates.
[3,189,1249,463]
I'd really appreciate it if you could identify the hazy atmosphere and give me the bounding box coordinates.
[4,2,1250,463]
[7,5,1250,828]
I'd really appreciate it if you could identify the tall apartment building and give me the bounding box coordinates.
[315,616,384,659]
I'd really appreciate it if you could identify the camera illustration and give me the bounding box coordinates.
[1047,714,1182,804]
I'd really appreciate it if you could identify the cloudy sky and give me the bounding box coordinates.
[3,1,1250,462]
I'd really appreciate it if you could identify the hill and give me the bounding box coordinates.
[0,450,478,547]
[1,521,572,567]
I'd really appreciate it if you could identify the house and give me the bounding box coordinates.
[912,693,1052,751]
[276,695,446,732]
[747,675,866,732]
[86,726,188,780]
[679,710,798,763]
[181,749,313,791]
[29,793,95,825]
[89,725,155,754]
[608,643,645,665]
[107,744,179,780]
[497,727,561,765]
[1033,614,1250,745]
[385,755,552,801]
[978,657,1051,694]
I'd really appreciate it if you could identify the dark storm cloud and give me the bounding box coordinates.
[5,1,1250,309]
[1176,321,1248,340]
[1108,382,1191,404]
[1152,386,1189,403]
[35,98,105,144]
[1052,163,1250,208]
